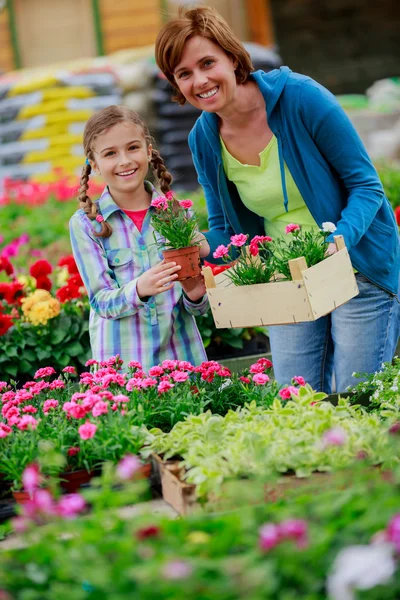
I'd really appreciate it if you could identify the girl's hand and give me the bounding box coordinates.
[180,274,207,302]
[325,242,338,256]
[136,261,181,299]
[193,232,211,259]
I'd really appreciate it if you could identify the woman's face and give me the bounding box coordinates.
[174,36,238,113]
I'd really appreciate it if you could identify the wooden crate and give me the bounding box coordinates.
[152,454,197,516]
[202,235,359,328]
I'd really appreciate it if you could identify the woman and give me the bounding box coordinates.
[155,6,400,392]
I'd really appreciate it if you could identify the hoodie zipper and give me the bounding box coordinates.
[276,131,290,213]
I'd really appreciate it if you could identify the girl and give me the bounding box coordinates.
[69,105,209,372]
[155,7,400,392]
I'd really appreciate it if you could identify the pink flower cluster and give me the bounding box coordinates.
[259,518,308,552]
[212,233,248,260]
[12,465,86,531]
[249,235,273,257]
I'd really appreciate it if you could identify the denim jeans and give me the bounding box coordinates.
[268,273,400,393]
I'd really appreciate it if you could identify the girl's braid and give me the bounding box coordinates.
[77,161,112,238]
[150,148,173,194]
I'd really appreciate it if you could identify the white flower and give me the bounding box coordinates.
[322,222,337,233]
[327,543,396,600]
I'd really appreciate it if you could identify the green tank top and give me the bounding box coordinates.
[220,134,318,239]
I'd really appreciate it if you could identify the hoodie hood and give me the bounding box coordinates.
[198,67,292,159]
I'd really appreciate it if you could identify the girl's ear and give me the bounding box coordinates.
[147,144,152,162]
[90,159,100,175]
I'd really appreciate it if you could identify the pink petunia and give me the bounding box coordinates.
[285,223,301,234]
[213,245,229,259]
[179,199,193,209]
[230,233,248,247]
[78,422,97,440]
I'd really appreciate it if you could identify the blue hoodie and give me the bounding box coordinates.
[188,67,400,295]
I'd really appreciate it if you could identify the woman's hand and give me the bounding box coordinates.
[325,242,338,257]
[180,274,207,302]
[136,261,181,299]
[192,232,211,259]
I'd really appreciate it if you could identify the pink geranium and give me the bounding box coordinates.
[78,422,97,440]
[213,244,229,259]
[116,454,141,480]
[285,223,301,234]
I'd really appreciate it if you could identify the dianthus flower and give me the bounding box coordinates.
[158,380,174,393]
[252,373,270,385]
[92,401,109,417]
[148,366,164,377]
[34,366,56,379]
[285,223,301,234]
[78,422,97,440]
[213,244,229,259]
[0,423,12,438]
[17,415,38,430]
[171,371,189,383]
[43,399,59,413]
[230,233,248,247]
[62,366,76,375]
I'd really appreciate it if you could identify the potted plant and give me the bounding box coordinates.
[150,192,202,280]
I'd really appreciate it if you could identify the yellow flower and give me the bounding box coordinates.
[55,267,69,287]
[17,274,36,290]
[21,290,60,326]
[187,531,211,545]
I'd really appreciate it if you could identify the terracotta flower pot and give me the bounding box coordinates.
[162,246,201,280]
[60,469,96,493]
[12,490,33,504]
[136,462,152,480]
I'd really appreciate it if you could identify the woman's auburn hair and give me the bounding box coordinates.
[155,5,253,105]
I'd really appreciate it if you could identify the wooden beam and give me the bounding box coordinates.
[246,0,275,47]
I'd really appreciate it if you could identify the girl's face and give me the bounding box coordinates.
[90,121,151,201]
[174,36,238,114]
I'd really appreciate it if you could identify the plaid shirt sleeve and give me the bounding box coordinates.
[182,294,209,317]
[69,211,145,320]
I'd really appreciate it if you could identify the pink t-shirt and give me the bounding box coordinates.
[122,208,148,232]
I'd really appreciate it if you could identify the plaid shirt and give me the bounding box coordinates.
[69,183,208,372]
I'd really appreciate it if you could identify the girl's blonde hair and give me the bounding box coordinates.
[155,5,253,105]
[78,105,173,238]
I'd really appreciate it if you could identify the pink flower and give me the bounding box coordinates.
[323,427,347,447]
[165,191,174,201]
[230,233,248,247]
[57,494,86,519]
[171,371,189,383]
[252,373,270,385]
[62,366,76,374]
[151,196,168,210]
[213,245,229,259]
[287,385,299,396]
[158,380,174,393]
[161,359,179,370]
[112,394,130,403]
[85,359,98,367]
[386,514,400,552]
[78,422,97,440]
[292,376,306,386]
[128,360,142,370]
[69,404,88,419]
[278,387,292,400]
[279,519,308,548]
[17,415,38,430]
[34,366,56,379]
[162,559,193,580]
[148,366,164,377]
[126,377,144,391]
[259,523,281,551]
[0,382,8,392]
[92,400,109,417]
[285,223,301,234]
[179,199,193,209]
[49,379,65,390]
[22,405,37,414]
[67,446,80,457]
[0,423,11,437]
[141,378,158,388]
[116,454,141,480]
[22,464,40,496]
[178,360,194,371]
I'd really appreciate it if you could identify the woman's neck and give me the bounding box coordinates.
[108,183,152,211]
[217,80,265,129]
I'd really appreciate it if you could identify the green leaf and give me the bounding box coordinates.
[65,341,84,357]
[4,364,17,377]
[52,329,68,344]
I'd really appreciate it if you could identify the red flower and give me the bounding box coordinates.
[0,281,24,305]
[0,257,13,276]
[29,259,52,278]
[67,273,84,288]
[395,206,400,226]
[35,276,52,291]
[0,314,13,336]
[58,255,79,275]
[67,447,81,457]
[135,525,161,540]
[56,283,81,303]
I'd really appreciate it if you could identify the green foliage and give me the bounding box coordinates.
[377,163,400,209]
[349,357,400,411]
[0,302,91,383]
[150,197,200,250]
[272,227,330,280]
